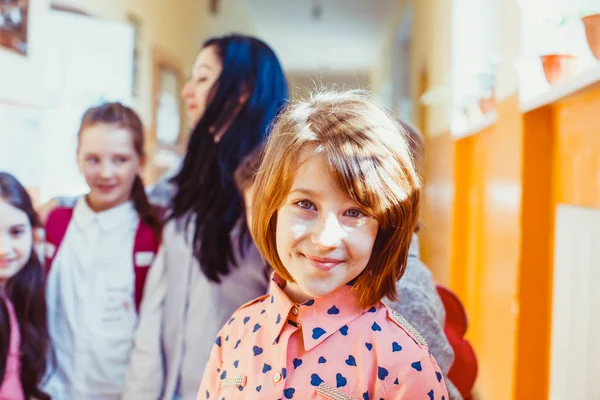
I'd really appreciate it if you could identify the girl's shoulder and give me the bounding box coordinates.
[357,305,447,396]
[385,307,429,348]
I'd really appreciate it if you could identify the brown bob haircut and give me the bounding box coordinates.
[250,90,421,309]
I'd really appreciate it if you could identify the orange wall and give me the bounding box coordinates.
[515,105,554,400]
[515,85,600,399]
[420,133,455,286]
[422,86,600,400]
[422,96,524,400]
[553,88,600,209]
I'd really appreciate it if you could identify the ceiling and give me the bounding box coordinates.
[235,0,399,73]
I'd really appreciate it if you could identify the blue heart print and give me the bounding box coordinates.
[336,373,347,388]
[243,316,250,324]
[377,366,389,380]
[340,325,349,336]
[345,355,357,366]
[233,360,239,368]
[256,385,262,392]
[293,358,303,369]
[312,327,327,339]
[253,346,263,356]
[318,356,327,364]
[253,323,261,333]
[327,305,340,315]
[428,389,434,400]
[284,388,295,398]
[262,363,272,373]
[371,322,381,331]
[392,342,402,352]
[436,371,442,382]
[411,361,422,372]
[310,373,324,387]
[365,342,373,351]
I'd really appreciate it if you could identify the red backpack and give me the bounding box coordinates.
[436,284,478,400]
[44,207,160,312]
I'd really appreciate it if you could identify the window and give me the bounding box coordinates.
[517,0,600,105]
[450,0,499,136]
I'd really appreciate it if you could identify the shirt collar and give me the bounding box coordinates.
[74,197,137,232]
[266,272,372,351]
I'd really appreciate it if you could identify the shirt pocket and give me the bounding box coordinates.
[316,382,359,400]
[91,280,137,338]
[218,375,247,396]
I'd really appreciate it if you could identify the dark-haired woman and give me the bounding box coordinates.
[123,34,288,400]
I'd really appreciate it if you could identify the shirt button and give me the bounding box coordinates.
[292,307,298,315]
[273,372,282,383]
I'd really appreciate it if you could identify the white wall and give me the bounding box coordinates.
[0,0,51,106]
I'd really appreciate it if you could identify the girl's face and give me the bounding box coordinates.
[275,146,379,304]
[181,45,223,127]
[77,123,144,213]
[0,198,33,287]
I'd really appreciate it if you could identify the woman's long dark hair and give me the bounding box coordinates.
[0,172,50,400]
[170,34,288,282]
[78,102,163,240]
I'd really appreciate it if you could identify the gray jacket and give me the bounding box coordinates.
[384,235,463,400]
[123,218,268,400]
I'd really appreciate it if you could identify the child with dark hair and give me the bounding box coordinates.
[0,172,50,400]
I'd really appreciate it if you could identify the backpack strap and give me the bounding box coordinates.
[44,207,74,275]
[132,220,160,313]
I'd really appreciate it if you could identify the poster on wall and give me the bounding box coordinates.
[0,0,29,55]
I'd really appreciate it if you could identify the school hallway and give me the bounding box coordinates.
[2,0,599,399]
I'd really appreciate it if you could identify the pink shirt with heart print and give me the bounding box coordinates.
[197,273,448,400]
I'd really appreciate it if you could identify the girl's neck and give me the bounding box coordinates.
[283,282,313,305]
[85,195,128,213]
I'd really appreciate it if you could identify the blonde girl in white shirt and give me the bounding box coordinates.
[43,102,162,400]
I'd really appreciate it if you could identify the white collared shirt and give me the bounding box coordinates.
[44,197,140,400]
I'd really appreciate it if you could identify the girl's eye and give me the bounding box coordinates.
[115,156,128,164]
[195,76,208,84]
[345,209,366,218]
[9,228,24,238]
[295,200,315,211]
